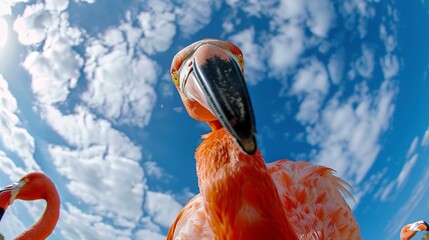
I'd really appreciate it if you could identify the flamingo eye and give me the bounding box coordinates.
[18,177,29,184]
[172,72,179,86]
[238,55,244,68]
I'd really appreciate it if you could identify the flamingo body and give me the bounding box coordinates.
[167,39,361,239]
[168,129,360,239]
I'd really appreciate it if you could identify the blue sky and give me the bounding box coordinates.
[0,0,428,239]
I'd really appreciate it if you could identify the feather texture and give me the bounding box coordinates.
[168,129,361,240]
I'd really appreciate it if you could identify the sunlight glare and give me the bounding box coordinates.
[0,17,8,49]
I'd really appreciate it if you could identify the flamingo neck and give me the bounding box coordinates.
[195,128,298,240]
[16,185,60,240]
[207,120,223,131]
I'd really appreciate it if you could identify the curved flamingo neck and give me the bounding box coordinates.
[16,182,60,240]
[195,128,298,240]
[207,120,223,131]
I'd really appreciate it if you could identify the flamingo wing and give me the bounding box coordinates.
[167,194,213,240]
[267,160,361,240]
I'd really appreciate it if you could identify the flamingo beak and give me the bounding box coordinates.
[409,221,429,232]
[0,180,25,221]
[0,185,13,221]
[180,43,256,155]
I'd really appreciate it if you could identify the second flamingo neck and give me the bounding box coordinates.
[16,188,60,240]
[195,128,298,240]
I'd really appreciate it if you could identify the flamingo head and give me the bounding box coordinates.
[170,39,256,155]
[0,172,55,221]
[400,220,429,240]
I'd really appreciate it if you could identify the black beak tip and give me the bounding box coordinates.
[239,135,257,155]
[0,207,4,222]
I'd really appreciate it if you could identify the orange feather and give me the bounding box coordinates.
[168,129,361,239]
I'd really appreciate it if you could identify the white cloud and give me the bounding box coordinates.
[220,0,392,85]
[144,191,182,228]
[119,14,142,47]
[229,27,265,85]
[13,3,53,45]
[0,0,29,17]
[49,145,144,225]
[379,23,397,53]
[349,167,387,209]
[275,0,306,20]
[103,27,124,46]
[174,0,221,36]
[73,0,95,3]
[28,96,178,239]
[0,151,27,181]
[295,95,322,125]
[137,1,176,55]
[267,23,305,76]
[397,154,418,188]
[225,0,276,17]
[422,127,429,147]
[309,79,396,186]
[42,106,142,160]
[0,199,27,239]
[175,188,196,205]
[407,137,419,158]
[354,44,375,79]
[328,49,345,85]
[378,181,395,202]
[18,3,84,106]
[0,75,39,171]
[222,21,235,34]
[23,42,83,105]
[45,0,69,12]
[305,0,335,37]
[380,53,399,80]
[291,58,329,124]
[134,229,165,240]
[337,0,376,38]
[59,203,132,240]
[291,58,329,95]
[158,73,175,99]
[232,0,336,74]
[144,161,166,180]
[12,3,177,237]
[376,138,421,201]
[35,104,149,234]
[83,33,158,128]
[134,216,166,239]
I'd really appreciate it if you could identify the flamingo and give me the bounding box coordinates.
[0,172,60,240]
[167,39,361,239]
[400,220,429,240]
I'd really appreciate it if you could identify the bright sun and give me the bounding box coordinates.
[0,17,8,49]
